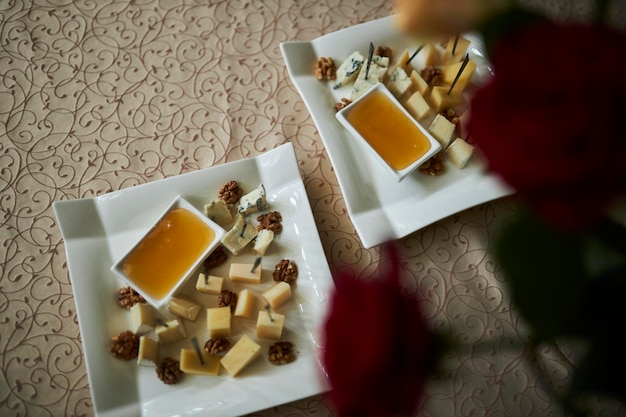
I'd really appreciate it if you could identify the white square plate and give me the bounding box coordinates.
[280,16,514,248]
[53,143,332,417]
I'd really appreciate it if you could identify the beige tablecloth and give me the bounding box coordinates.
[1,1,624,416]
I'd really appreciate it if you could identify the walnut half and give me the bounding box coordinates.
[314,57,336,81]
[273,259,298,283]
[108,330,139,360]
[156,357,183,385]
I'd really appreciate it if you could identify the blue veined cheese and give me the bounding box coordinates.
[221,214,258,255]
[252,228,274,256]
[204,199,233,227]
[386,67,412,99]
[350,55,389,100]
[238,183,268,215]
[332,51,364,89]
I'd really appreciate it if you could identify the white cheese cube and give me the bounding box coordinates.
[196,272,224,294]
[237,183,268,215]
[386,67,412,99]
[332,51,364,89]
[252,229,274,256]
[410,69,431,98]
[229,262,262,284]
[130,302,154,335]
[179,349,220,376]
[262,282,292,310]
[137,336,158,367]
[207,306,231,338]
[155,318,186,345]
[443,36,471,64]
[220,335,261,377]
[256,310,285,340]
[446,137,474,168]
[428,114,456,148]
[204,199,233,228]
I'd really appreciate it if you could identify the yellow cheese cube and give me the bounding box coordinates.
[429,86,465,113]
[196,272,224,295]
[137,336,158,367]
[393,48,411,72]
[179,348,221,376]
[168,295,201,321]
[220,335,261,377]
[443,36,470,64]
[155,318,187,345]
[234,289,257,319]
[410,70,431,98]
[256,310,285,340]
[403,91,432,121]
[130,302,154,335]
[446,137,474,168]
[442,59,477,93]
[428,114,457,148]
[207,306,231,338]
[229,262,262,284]
[262,282,292,310]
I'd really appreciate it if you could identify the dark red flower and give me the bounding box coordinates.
[467,20,626,231]
[322,244,439,417]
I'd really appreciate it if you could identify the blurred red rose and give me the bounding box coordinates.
[467,20,626,231]
[322,244,439,417]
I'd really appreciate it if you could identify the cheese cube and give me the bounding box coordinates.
[332,50,365,89]
[350,55,389,100]
[196,272,224,295]
[179,348,221,376]
[207,306,231,338]
[234,289,257,319]
[204,199,233,228]
[403,91,432,121]
[428,114,456,148]
[262,282,292,310]
[130,302,154,335]
[410,70,431,98]
[443,36,470,64]
[252,229,274,256]
[221,214,258,255]
[442,59,477,93]
[446,137,474,168]
[237,183,268,215]
[220,335,261,377]
[256,310,285,340]
[168,295,201,321]
[428,86,464,113]
[155,318,186,345]
[386,67,412,100]
[137,336,158,367]
[229,262,262,284]
[393,49,411,71]
[420,43,442,67]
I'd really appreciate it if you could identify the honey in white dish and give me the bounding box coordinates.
[122,207,216,300]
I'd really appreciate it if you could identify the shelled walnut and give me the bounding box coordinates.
[273,259,298,283]
[218,180,243,205]
[108,330,139,360]
[257,211,282,233]
[335,98,352,112]
[204,337,231,355]
[117,286,145,309]
[203,245,228,269]
[418,152,446,176]
[374,45,392,61]
[268,341,297,365]
[420,65,443,86]
[156,357,183,385]
[217,290,237,312]
[314,57,336,81]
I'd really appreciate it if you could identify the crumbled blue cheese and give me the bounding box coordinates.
[221,214,258,255]
[386,67,412,99]
[204,199,233,228]
[237,183,268,215]
[350,55,389,100]
[332,51,364,89]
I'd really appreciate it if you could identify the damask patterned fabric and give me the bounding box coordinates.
[1,1,624,416]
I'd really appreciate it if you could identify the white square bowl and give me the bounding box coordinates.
[110,195,225,308]
[335,82,442,181]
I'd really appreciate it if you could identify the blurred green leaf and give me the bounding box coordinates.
[496,208,588,339]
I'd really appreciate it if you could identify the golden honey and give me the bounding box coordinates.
[346,90,432,170]
[123,207,215,300]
